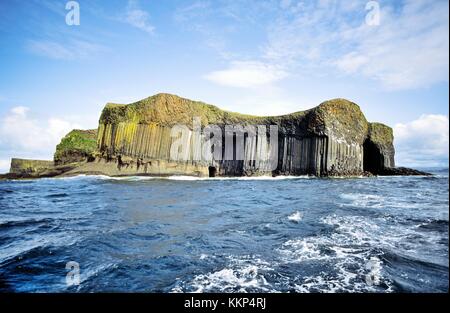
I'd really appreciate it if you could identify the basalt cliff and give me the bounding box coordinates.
[1,93,429,179]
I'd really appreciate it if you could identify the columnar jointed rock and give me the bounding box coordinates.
[88,93,424,177]
[363,123,395,174]
[2,93,431,179]
[94,95,371,177]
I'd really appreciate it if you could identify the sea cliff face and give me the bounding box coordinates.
[7,158,78,178]
[2,93,429,179]
[54,129,97,165]
[92,94,391,177]
[9,159,55,177]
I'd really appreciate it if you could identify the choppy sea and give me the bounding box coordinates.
[0,168,448,292]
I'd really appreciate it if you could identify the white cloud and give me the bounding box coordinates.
[11,106,29,116]
[27,39,104,60]
[0,159,10,173]
[0,106,82,162]
[173,1,211,23]
[201,1,448,90]
[267,0,449,90]
[124,0,155,34]
[205,61,288,88]
[335,52,369,74]
[337,1,449,89]
[394,114,449,167]
[231,91,307,116]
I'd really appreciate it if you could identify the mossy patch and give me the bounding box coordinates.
[368,122,394,148]
[99,93,311,127]
[307,98,369,143]
[54,129,98,164]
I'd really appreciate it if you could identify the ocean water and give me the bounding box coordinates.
[0,169,448,293]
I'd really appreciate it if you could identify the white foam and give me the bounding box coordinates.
[365,256,382,286]
[339,193,423,210]
[287,211,303,222]
[41,174,140,181]
[279,239,324,262]
[166,175,311,181]
[192,267,262,293]
[339,193,383,208]
[276,214,402,292]
[173,255,274,293]
[328,175,366,179]
[280,236,390,292]
[42,174,313,182]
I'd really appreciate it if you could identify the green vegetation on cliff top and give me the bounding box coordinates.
[54,129,98,162]
[99,93,293,126]
[309,98,369,143]
[101,93,364,124]
[368,122,394,148]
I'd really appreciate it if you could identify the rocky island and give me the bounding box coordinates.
[1,93,430,179]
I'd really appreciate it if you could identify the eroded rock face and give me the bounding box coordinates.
[5,158,77,179]
[363,123,395,175]
[94,94,388,177]
[3,93,429,179]
[54,129,98,165]
[9,158,54,176]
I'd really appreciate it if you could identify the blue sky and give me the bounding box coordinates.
[0,0,448,172]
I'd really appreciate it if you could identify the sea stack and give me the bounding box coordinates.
[2,93,430,178]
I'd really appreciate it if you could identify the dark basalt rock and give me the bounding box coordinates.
[3,93,430,178]
[378,167,432,176]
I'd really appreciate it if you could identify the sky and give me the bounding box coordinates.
[0,0,448,172]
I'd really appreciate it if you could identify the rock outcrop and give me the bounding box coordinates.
[54,129,97,165]
[1,93,431,179]
[6,158,78,179]
[363,123,395,174]
[9,158,54,177]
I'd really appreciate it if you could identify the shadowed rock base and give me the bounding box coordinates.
[378,167,432,176]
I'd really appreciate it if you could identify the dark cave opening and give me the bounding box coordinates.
[363,139,384,174]
[208,166,217,177]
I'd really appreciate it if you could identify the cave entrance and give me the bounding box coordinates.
[363,139,383,174]
[208,166,217,177]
